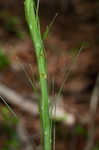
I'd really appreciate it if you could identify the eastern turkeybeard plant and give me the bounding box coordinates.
[24,0,51,150]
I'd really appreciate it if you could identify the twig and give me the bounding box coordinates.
[84,75,99,150]
[0,83,75,125]
[0,83,38,115]
[17,121,35,150]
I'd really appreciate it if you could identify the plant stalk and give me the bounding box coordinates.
[24,0,51,150]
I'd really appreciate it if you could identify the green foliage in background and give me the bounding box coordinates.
[0,107,19,150]
[0,49,10,70]
[93,147,99,150]
[75,124,87,136]
[0,11,27,39]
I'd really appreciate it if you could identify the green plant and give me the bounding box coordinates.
[0,49,10,69]
[24,1,85,149]
[0,107,19,150]
[93,147,99,150]
[24,0,51,150]
[0,11,27,39]
[75,124,87,136]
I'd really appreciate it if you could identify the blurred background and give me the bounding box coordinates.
[0,0,99,150]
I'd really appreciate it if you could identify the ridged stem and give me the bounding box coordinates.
[24,0,51,150]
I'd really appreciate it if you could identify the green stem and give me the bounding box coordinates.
[24,0,51,150]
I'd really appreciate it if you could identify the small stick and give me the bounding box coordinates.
[84,75,99,150]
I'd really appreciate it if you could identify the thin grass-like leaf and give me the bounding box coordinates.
[0,95,17,117]
[51,44,83,117]
[43,13,58,40]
